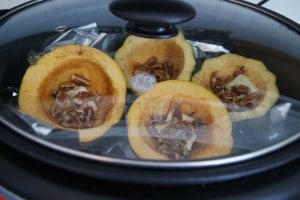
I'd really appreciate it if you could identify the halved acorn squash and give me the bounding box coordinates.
[127,80,232,160]
[192,53,279,122]
[19,44,126,143]
[114,32,196,95]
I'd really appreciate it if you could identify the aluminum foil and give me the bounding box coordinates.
[188,40,229,60]
[28,23,107,65]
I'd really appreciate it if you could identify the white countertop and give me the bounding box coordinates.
[245,0,300,24]
[0,0,299,24]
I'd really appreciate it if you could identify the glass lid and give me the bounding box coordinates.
[0,0,299,168]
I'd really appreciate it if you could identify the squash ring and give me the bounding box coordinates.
[114,32,196,95]
[127,80,232,160]
[19,44,126,143]
[192,53,279,122]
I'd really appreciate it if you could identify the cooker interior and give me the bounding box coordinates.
[0,0,299,168]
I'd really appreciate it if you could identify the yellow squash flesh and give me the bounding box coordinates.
[127,80,233,160]
[19,44,126,143]
[114,32,196,95]
[192,53,279,122]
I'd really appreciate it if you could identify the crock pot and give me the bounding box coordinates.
[0,0,299,199]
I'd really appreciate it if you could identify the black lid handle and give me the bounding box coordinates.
[109,0,196,38]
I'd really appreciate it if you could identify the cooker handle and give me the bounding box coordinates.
[109,0,196,39]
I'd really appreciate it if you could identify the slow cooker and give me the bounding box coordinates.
[0,0,299,199]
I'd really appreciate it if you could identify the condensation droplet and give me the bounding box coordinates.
[55,25,68,33]
[131,73,157,93]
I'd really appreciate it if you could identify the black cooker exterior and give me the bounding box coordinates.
[1,141,300,199]
[0,0,300,199]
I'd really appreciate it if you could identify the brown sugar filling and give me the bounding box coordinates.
[134,56,179,82]
[210,66,263,112]
[50,74,102,129]
[145,101,208,160]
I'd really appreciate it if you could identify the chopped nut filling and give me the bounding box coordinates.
[50,74,102,129]
[145,102,208,160]
[135,56,179,82]
[210,67,263,112]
